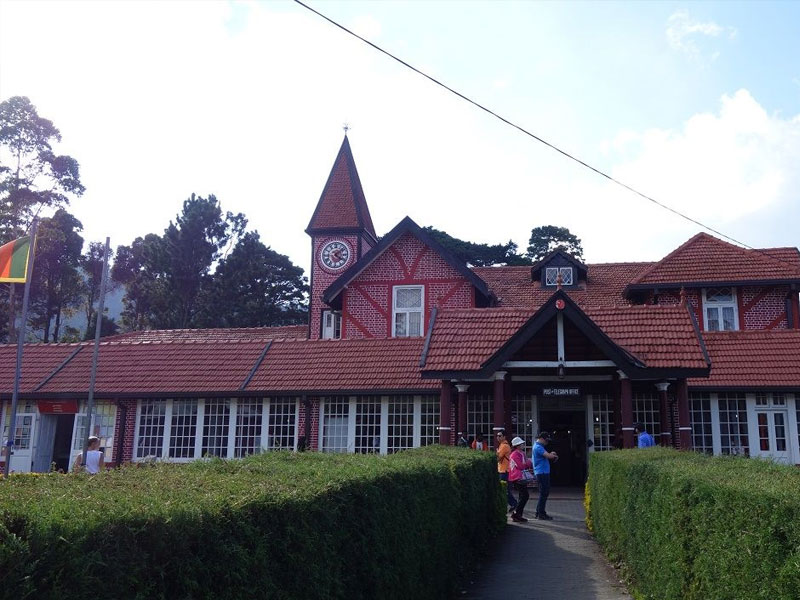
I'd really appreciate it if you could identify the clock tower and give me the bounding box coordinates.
[306,135,378,340]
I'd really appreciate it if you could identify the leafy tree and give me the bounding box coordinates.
[82,313,119,340]
[0,96,85,341]
[422,226,532,266]
[196,231,308,327]
[80,241,119,339]
[113,194,246,330]
[525,225,584,262]
[28,209,85,342]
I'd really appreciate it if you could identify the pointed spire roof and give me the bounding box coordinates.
[306,136,376,240]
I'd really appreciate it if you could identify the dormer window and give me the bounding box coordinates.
[703,287,738,331]
[545,267,573,287]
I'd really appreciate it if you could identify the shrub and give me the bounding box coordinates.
[0,446,505,600]
[588,448,800,600]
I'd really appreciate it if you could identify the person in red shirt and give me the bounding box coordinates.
[471,433,490,450]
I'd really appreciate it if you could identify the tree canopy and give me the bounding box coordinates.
[526,225,584,262]
[113,194,308,331]
[422,226,532,266]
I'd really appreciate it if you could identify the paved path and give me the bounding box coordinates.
[463,488,631,600]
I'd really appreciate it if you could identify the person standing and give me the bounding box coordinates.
[532,432,558,520]
[507,436,532,523]
[496,430,518,513]
[72,436,105,474]
[471,433,490,450]
[634,423,655,448]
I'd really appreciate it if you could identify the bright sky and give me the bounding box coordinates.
[1,1,799,276]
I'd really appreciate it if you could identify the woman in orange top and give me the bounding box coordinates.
[495,430,518,513]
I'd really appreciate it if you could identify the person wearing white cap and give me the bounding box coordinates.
[506,436,533,522]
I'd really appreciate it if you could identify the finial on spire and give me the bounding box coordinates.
[343,122,350,136]
[556,271,563,290]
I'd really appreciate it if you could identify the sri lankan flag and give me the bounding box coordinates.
[0,237,32,283]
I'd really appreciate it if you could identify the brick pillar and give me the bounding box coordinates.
[439,380,452,445]
[655,382,672,447]
[492,371,506,444]
[612,377,622,449]
[619,372,634,448]
[676,378,692,449]
[456,384,469,445]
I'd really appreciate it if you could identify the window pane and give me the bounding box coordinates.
[419,396,440,447]
[774,413,786,451]
[396,287,422,309]
[707,287,733,302]
[322,397,349,453]
[268,397,297,450]
[722,307,735,331]
[387,396,414,453]
[202,399,230,457]
[235,398,263,457]
[394,312,407,337]
[169,400,198,459]
[559,267,573,285]
[758,413,769,451]
[355,397,381,454]
[137,400,166,458]
[706,307,720,331]
[545,268,558,286]
[408,311,422,336]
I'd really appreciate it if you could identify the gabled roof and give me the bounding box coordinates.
[530,249,588,280]
[306,136,377,240]
[422,290,709,379]
[105,325,308,343]
[625,232,800,294]
[689,330,800,390]
[323,216,493,306]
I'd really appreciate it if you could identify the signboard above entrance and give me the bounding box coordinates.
[37,400,79,414]
[540,386,581,398]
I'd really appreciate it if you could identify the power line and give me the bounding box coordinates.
[293,0,800,270]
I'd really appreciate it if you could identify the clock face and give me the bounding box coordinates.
[320,240,351,270]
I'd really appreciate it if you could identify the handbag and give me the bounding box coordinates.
[520,468,535,482]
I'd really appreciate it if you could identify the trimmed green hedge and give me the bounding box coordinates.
[587,448,800,600]
[0,446,504,599]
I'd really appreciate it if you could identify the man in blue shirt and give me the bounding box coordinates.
[532,431,559,520]
[634,423,656,448]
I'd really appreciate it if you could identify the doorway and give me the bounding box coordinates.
[539,409,587,486]
[52,414,76,472]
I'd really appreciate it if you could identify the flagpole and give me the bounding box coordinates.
[81,237,110,470]
[3,219,38,479]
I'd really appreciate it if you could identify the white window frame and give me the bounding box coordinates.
[545,267,573,286]
[318,395,437,454]
[321,310,342,340]
[702,287,739,331]
[132,397,299,462]
[392,285,424,338]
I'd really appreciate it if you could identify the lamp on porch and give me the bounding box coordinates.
[557,362,566,379]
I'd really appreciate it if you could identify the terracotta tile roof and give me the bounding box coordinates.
[0,344,82,395]
[583,305,707,369]
[306,136,376,237]
[247,338,437,392]
[423,303,707,373]
[106,325,308,343]
[628,233,800,288]
[690,330,800,389]
[35,340,269,395]
[423,308,530,372]
[472,262,654,308]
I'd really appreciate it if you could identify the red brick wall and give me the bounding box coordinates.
[117,399,137,464]
[342,233,475,339]
[309,234,360,340]
[298,397,320,450]
[653,289,702,325]
[740,285,789,329]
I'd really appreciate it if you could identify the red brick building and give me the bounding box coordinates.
[3,137,800,484]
